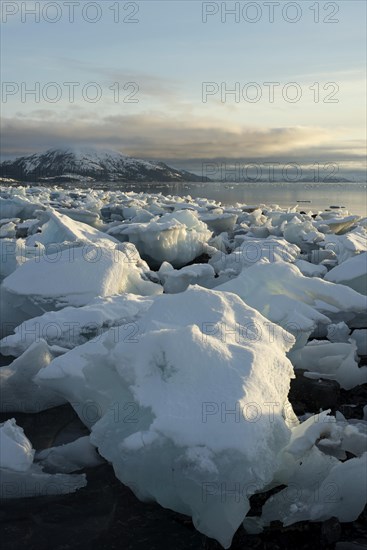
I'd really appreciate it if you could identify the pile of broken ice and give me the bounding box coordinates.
[0,186,366,548]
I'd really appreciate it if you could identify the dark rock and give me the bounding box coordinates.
[321,517,341,544]
[339,384,367,420]
[289,370,340,415]
[185,253,211,266]
[15,227,29,238]
[0,354,14,367]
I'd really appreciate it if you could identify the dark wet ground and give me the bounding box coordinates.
[1,458,366,550]
[1,451,366,550]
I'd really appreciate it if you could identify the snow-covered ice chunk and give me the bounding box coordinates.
[0,340,66,413]
[1,242,162,332]
[117,209,212,268]
[209,237,299,277]
[246,226,270,239]
[291,340,367,390]
[199,212,237,235]
[158,262,216,293]
[310,248,338,265]
[255,411,367,528]
[208,232,231,253]
[26,208,118,248]
[217,261,367,348]
[295,259,327,278]
[15,218,39,238]
[0,418,34,471]
[55,207,101,228]
[35,436,104,473]
[0,222,17,239]
[318,214,360,235]
[0,419,86,499]
[0,239,27,281]
[324,252,367,295]
[1,294,154,357]
[263,453,367,526]
[352,329,367,356]
[327,322,351,343]
[0,195,44,220]
[36,286,296,547]
[334,415,367,458]
[283,410,341,458]
[283,219,324,249]
[0,217,20,226]
[321,227,366,263]
[0,237,46,282]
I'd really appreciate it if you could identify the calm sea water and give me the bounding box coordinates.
[121,181,367,217]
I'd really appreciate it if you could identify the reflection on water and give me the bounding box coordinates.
[113,181,367,217]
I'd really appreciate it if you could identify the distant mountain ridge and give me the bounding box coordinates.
[0,147,209,183]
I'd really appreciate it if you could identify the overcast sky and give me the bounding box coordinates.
[1,0,366,175]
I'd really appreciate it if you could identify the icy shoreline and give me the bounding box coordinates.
[0,185,366,548]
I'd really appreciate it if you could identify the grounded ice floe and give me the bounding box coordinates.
[0,419,86,499]
[35,436,104,473]
[217,260,367,349]
[36,286,297,548]
[0,241,161,336]
[158,261,216,293]
[324,252,367,295]
[255,411,367,527]
[291,339,367,390]
[0,340,66,413]
[0,293,155,357]
[208,236,300,277]
[109,209,212,268]
[0,186,366,546]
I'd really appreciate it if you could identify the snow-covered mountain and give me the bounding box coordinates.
[0,147,208,183]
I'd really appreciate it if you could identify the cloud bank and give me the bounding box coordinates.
[2,112,365,175]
